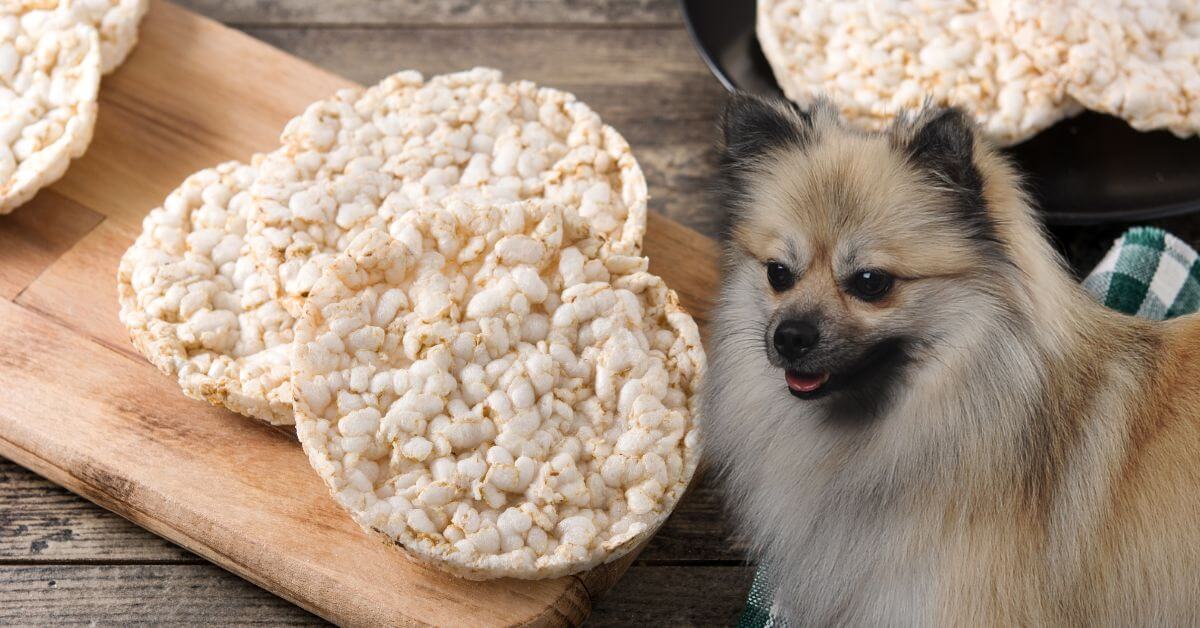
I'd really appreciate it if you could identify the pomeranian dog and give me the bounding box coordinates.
[702,93,1200,625]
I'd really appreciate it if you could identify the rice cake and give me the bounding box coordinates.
[67,0,149,73]
[247,67,648,317]
[291,199,703,579]
[117,160,299,425]
[992,0,1200,136]
[0,2,100,213]
[757,0,1080,145]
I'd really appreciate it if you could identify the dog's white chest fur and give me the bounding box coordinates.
[742,421,944,625]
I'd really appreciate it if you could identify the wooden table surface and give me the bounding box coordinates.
[0,1,753,625]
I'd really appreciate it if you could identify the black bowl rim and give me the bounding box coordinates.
[676,0,1200,226]
[678,0,738,93]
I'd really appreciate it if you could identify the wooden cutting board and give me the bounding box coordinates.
[0,2,719,626]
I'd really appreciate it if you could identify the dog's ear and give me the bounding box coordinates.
[903,107,984,206]
[718,92,812,168]
[901,107,996,244]
[716,93,813,229]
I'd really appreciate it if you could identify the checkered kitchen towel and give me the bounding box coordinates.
[1082,227,1200,320]
[737,226,1199,627]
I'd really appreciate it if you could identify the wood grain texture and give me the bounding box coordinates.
[240,26,714,94]
[0,1,733,626]
[2,456,745,567]
[0,459,191,563]
[0,458,748,628]
[587,566,754,627]
[173,0,680,26]
[0,565,325,625]
[16,220,135,356]
[0,192,103,301]
[0,565,755,627]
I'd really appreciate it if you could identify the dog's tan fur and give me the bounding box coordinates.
[703,94,1200,624]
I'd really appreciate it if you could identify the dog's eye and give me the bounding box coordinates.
[765,261,794,292]
[848,269,893,301]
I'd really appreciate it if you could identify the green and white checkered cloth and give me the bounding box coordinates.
[1082,227,1200,320]
[737,226,1199,627]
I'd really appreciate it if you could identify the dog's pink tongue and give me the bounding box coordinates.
[786,371,829,393]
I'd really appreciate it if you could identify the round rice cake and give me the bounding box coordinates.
[66,0,149,74]
[290,199,703,579]
[247,67,648,317]
[991,0,1200,136]
[0,2,100,213]
[756,0,1080,145]
[117,160,299,425]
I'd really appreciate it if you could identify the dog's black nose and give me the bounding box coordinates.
[773,320,819,359]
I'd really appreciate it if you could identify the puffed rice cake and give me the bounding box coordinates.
[117,160,299,425]
[757,0,1080,145]
[247,67,648,317]
[291,199,703,579]
[67,0,149,74]
[0,2,100,213]
[991,0,1200,137]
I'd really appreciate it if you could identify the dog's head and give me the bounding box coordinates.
[714,93,1026,420]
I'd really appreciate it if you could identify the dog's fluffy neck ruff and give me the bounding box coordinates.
[710,136,1162,624]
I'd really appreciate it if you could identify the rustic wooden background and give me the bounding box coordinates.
[0,0,752,625]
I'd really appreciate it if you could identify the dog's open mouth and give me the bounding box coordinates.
[785,370,831,399]
[779,337,913,406]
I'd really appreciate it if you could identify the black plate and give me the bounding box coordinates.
[680,0,1200,225]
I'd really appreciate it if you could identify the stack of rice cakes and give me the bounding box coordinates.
[118,68,704,580]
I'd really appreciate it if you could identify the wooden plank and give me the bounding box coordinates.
[15,220,134,357]
[587,566,755,627]
[0,458,192,563]
[0,454,749,624]
[235,26,709,87]
[239,26,724,137]
[1,456,751,624]
[0,192,103,301]
[1,464,744,568]
[0,298,593,626]
[637,145,724,239]
[3,451,749,621]
[0,565,325,625]
[173,0,680,26]
[0,563,755,627]
[1,455,752,626]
